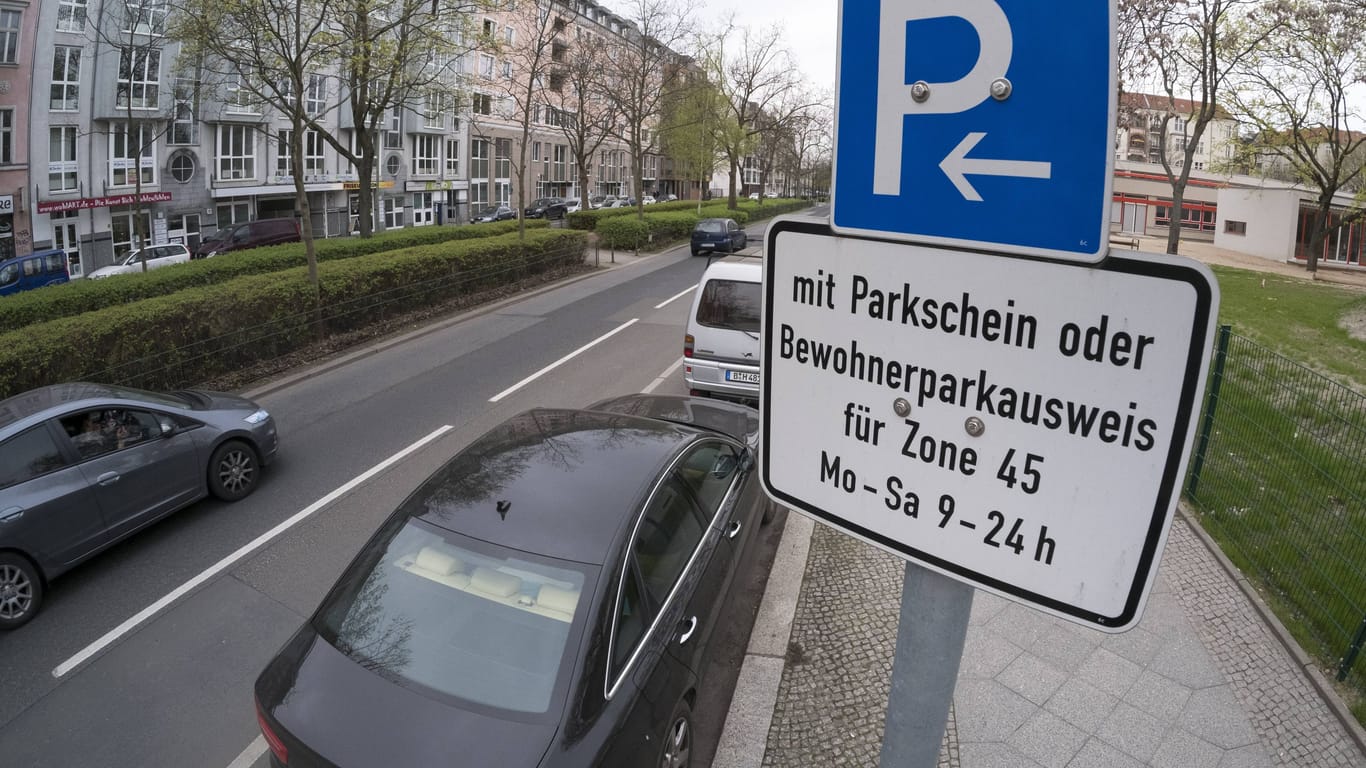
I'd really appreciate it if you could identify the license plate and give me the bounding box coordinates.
[726,370,760,384]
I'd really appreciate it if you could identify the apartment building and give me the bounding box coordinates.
[12,0,691,277]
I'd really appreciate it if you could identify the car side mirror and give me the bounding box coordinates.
[738,448,755,472]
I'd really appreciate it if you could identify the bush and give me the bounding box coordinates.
[0,230,587,399]
[643,211,702,242]
[596,217,652,249]
[0,219,545,334]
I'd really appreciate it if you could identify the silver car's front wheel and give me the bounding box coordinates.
[208,440,259,502]
[0,554,42,629]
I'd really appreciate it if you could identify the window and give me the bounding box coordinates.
[169,151,194,183]
[471,180,488,205]
[634,476,705,605]
[502,61,512,80]
[532,141,541,162]
[494,138,511,179]
[216,200,249,230]
[480,54,494,78]
[170,78,197,144]
[384,105,402,149]
[470,137,489,179]
[412,192,433,226]
[305,130,324,174]
[117,48,160,109]
[0,9,19,65]
[123,0,168,35]
[51,210,79,274]
[676,443,740,514]
[110,209,152,256]
[225,72,255,113]
[423,91,444,129]
[217,124,255,180]
[445,138,460,176]
[611,565,650,675]
[57,0,87,32]
[482,18,495,36]
[382,196,402,228]
[110,122,156,185]
[503,25,513,44]
[0,108,11,164]
[0,428,67,490]
[496,181,509,204]
[306,74,326,116]
[51,46,81,111]
[59,409,159,460]
[413,134,439,175]
[49,126,78,191]
[472,93,492,115]
[276,129,293,175]
[548,71,563,93]
[1225,220,1246,235]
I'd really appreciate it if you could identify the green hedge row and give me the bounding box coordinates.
[0,229,586,399]
[592,200,816,250]
[569,198,807,232]
[0,219,545,334]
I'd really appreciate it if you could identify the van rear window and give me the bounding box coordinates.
[697,279,761,333]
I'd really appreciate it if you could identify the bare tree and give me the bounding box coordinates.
[602,0,695,218]
[173,0,342,291]
[708,25,811,209]
[1134,0,1277,255]
[493,0,560,238]
[1230,0,1366,273]
[551,23,620,213]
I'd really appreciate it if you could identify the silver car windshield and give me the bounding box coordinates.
[314,518,592,717]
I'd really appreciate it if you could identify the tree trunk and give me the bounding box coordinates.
[727,156,738,210]
[1165,186,1186,256]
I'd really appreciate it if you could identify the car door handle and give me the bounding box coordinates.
[678,616,698,645]
[0,506,23,523]
[727,520,742,539]
[96,471,121,486]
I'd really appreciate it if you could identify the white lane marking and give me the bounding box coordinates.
[654,284,697,309]
[225,735,266,768]
[643,359,685,394]
[489,319,640,402]
[53,426,455,679]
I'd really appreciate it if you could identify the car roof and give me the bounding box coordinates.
[404,408,712,565]
[700,256,762,282]
[0,382,164,430]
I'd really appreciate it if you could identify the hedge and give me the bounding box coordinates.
[0,219,546,334]
[0,229,587,399]
[568,197,809,232]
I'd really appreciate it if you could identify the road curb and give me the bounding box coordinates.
[1178,503,1366,757]
[713,511,814,768]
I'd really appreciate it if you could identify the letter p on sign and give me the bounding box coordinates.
[875,0,1013,196]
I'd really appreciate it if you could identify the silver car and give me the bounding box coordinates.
[0,382,279,629]
[86,243,192,280]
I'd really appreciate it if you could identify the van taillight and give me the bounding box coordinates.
[684,334,694,358]
[256,701,289,765]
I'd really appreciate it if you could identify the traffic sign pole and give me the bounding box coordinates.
[879,563,974,768]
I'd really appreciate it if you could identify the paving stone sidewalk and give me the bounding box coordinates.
[758,513,1365,767]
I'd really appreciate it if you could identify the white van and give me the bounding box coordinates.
[683,255,762,401]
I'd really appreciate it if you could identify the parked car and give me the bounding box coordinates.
[472,205,516,223]
[763,192,778,199]
[0,382,278,629]
[684,256,762,402]
[564,198,582,214]
[0,249,69,297]
[641,195,657,206]
[87,243,192,280]
[524,197,568,219]
[194,219,301,259]
[255,394,774,768]
[690,217,747,257]
[661,194,679,202]
[747,192,760,201]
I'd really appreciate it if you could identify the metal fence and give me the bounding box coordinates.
[1186,325,1366,691]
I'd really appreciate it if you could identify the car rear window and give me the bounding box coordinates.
[696,278,761,333]
[697,221,726,234]
[314,518,593,718]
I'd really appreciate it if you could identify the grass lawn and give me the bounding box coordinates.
[1188,264,1366,723]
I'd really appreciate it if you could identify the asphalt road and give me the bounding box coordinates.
[0,218,789,768]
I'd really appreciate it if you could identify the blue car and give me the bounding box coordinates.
[690,218,747,257]
[0,249,69,297]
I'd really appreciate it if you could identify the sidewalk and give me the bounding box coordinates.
[715,506,1366,768]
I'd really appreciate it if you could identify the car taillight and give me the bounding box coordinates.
[256,700,288,765]
[684,334,694,358]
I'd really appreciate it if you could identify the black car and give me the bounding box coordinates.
[525,197,568,220]
[472,205,516,223]
[255,394,775,768]
[690,218,747,256]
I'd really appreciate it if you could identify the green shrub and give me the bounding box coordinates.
[0,219,545,334]
[699,206,750,225]
[0,230,587,399]
[596,217,652,249]
[643,211,701,242]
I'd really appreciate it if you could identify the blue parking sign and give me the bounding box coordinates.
[831,0,1116,262]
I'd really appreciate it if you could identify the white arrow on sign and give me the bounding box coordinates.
[940,132,1052,202]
